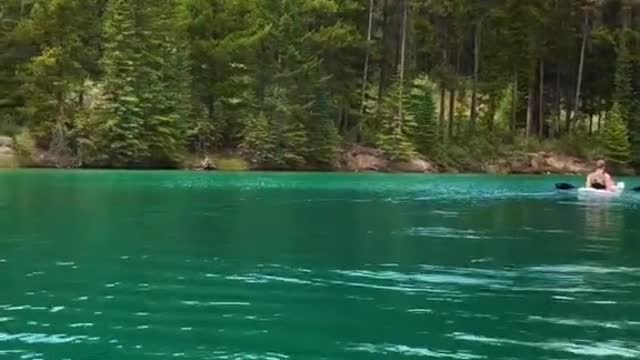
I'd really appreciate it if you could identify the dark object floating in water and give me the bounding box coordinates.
[555,183,576,191]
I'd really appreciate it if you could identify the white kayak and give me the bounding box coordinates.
[577,182,625,197]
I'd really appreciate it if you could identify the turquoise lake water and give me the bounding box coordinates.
[0,171,639,359]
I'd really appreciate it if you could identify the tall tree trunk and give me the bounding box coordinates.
[623,2,632,29]
[439,83,446,134]
[470,20,481,128]
[378,0,389,101]
[398,0,408,129]
[565,88,573,133]
[487,96,496,131]
[526,78,534,137]
[449,42,462,138]
[449,88,456,139]
[511,71,518,132]
[573,10,589,121]
[206,95,215,120]
[589,112,594,135]
[598,110,603,133]
[538,60,545,138]
[553,69,561,138]
[358,0,375,143]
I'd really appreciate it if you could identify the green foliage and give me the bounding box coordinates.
[240,112,278,168]
[215,156,250,171]
[13,129,37,165]
[91,0,148,166]
[4,0,640,172]
[0,0,36,124]
[22,46,82,148]
[19,0,99,154]
[306,88,341,167]
[187,118,219,154]
[550,131,600,160]
[408,74,438,155]
[77,0,189,168]
[280,120,309,168]
[614,35,633,125]
[0,113,20,136]
[377,80,416,161]
[495,84,514,130]
[601,104,631,166]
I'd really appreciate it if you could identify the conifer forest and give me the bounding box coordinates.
[2,0,640,171]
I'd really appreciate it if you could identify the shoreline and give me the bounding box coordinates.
[0,137,621,176]
[0,165,592,176]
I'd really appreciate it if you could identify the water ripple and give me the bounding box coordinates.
[452,333,640,358]
[347,343,485,359]
[0,332,98,344]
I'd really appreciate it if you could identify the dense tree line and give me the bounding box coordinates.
[1,0,640,169]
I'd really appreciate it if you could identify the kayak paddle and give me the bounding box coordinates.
[555,183,576,191]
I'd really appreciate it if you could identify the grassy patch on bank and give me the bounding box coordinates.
[0,154,18,168]
[214,156,250,171]
[431,129,602,172]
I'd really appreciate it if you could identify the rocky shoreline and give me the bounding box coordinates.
[338,145,592,175]
[0,135,594,175]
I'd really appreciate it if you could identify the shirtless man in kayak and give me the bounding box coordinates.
[586,160,616,191]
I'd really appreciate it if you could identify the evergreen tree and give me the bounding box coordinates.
[21,0,95,152]
[241,84,310,169]
[495,84,514,130]
[306,87,341,167]
[263,86,309,169]
[280,120,308,168]
[240,112,278,168]
[614,34,633,125]
[408,75,438,155]
[601,104,631,166]
[93,0,148,166]
[631,85,640,165]
[377,80,416,161]
[22,46,81,154]
[183,0,266,146]
[80,0,191,167]
[1,0,39,120]
[3,0,640,171]
[138,0,190,166]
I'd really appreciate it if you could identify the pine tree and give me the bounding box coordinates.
[240,112,278,168]
[138,0,190,166]
[21,0,99,153]
[280,119,309,168]
[614,34,633,126]
[495,84,514,129]
[602,104,631,166]
[22,46,81,155]
[0,0,34,127]
[408,75,438,155]
[264,86,309,169]
[377,81,416,161]
[95,0,148,167]
[241,86,309,169]
[306,88,341,167]
[631,86,640,165]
